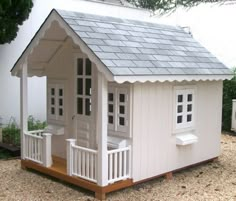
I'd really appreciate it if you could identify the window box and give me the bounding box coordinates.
[176,133,198,146]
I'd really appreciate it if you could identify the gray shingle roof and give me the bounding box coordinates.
[57,9,231,76]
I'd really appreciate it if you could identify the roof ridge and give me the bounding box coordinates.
[57,9,186,34]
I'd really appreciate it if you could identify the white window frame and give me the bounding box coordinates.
[75,56,93,118]
[47,80,66,123]
[108,84,130,137]
[173,86,195,132]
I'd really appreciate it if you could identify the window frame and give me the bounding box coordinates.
[108,84,130,137]
[75,56,93,118]
[47,80,66,124]
[173,86,196,133]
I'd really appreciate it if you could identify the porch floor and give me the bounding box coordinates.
[21,157,133,200]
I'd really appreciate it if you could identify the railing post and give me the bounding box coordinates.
[66,139,76,176]
[42,133,52,167]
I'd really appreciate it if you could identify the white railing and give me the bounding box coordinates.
[67,139,98,183]
[108,145,131,184]
[24,130,52,167]
[67,139,131,185]
[24,130,43,164]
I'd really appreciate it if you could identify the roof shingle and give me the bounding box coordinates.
[57,9,231,76]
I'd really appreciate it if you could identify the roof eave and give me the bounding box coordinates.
[11,9,114,82]
[114,74,233,83]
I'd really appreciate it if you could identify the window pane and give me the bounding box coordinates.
[77,58,83,75]
[59,89,63,96]
[119,94,125,103]
[178,95,183,103]
[187,94,192,102]
[85,79,91,96]
[187,114,192,122]
[187,104,192,112]
[51,98,55,105]
[51,107,55,115]
[119,117,125,126]
[85,98,91,116]
[59,108,63,116]
[108,93,113,102]
[108,116,113,124]
[119,105,125,114]
[86,58,92,75]
[51,88,55,96]
[177,116,182,124]
[177,105,183,113]
[59,99,63,106]
[108,104,113,113]
[77,98,83,114]
[77,78,83,95]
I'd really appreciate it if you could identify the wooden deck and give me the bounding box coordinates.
[21,156,133,200]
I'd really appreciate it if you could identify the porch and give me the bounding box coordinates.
[22,130,132,199]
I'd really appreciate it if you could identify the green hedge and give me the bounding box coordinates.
[2,116,46,147]
[222,68,236,132]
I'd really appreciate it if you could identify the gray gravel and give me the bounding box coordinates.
[0,134,236,201]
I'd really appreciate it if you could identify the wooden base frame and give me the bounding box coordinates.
[21,157,217,200]
[21,159,133,200]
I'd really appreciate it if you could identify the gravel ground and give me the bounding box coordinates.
[0,134,236,201]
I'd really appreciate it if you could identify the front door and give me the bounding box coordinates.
[74,56,95,148]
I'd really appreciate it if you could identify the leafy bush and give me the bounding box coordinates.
[2,116,46,147]
[28,115,46,131]
[2,118,20,146]
[222,68,236,132]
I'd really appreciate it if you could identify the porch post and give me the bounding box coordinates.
[20,62,28,159]
[42,133,52,167]
[97,72,108,186]
[66,139,76,176]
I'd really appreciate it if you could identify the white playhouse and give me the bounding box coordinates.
[11,7,232,200]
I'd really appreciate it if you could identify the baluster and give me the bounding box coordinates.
[90,153,94,180]
[124,150,127,176]
[82,151,85,177]
[114,152,117,180]
[75,148,78,175]
[109,153,112,180]
[34,138,36,160]
[86,152,89,178]
[128,146,131,176]
[25,135,27,158]
[36,138,38,161]
[119,151,122,178]
[30,136,32,159]
[94,154,97,181]
[78,149,81,176]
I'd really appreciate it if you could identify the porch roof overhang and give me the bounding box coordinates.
[11,10,114,81]
[11,9,233,83]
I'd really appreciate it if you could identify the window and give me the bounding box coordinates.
[175,88,194,130]
[76,58,92,116]
[48,83,65,122]
[108,86,129,135]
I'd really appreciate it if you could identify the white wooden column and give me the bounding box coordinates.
[42,133,52,167]
[66,139,76,176]
[20,62,28,159]
[97,72,108,186]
